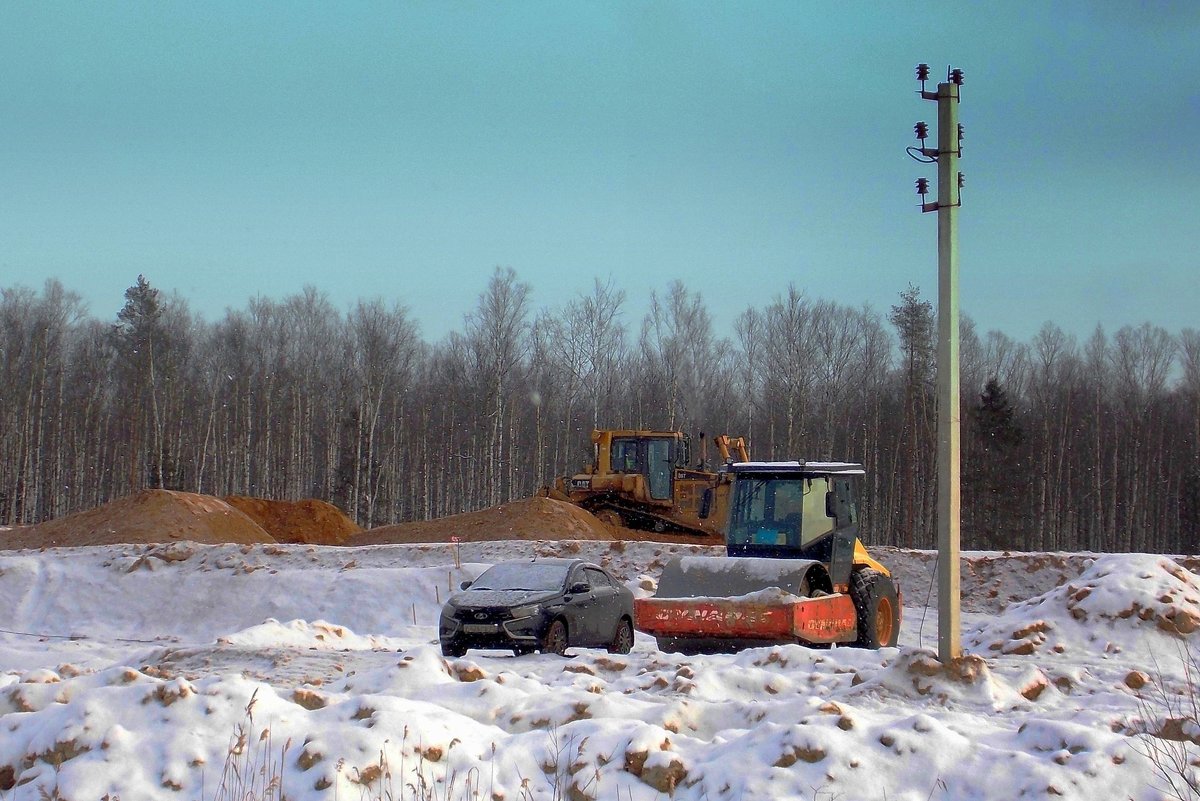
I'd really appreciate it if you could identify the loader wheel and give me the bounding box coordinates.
[849,569,900,649]
[608,618,634,654]
[541,619,569,656]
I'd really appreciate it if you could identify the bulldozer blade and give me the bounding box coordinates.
[538,484,572,502]
[653,556,823,600]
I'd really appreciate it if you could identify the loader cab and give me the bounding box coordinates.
[724,462,865,584]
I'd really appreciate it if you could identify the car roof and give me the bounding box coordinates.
[493,557,588,568]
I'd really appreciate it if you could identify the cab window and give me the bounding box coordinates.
[728,476,835,548]
[801,477,833,544]
[611,438,640,472]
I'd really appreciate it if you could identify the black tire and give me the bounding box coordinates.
[849,569,900,649]
[541,619,569,656]
[607,618,634,654]
[441,640,466,658]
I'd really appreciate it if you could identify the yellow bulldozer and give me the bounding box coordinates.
[542,429,749,536]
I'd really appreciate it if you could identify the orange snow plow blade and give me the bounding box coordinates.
[634,593,857,645]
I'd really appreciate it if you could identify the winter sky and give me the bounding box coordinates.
[2,1,1197,343]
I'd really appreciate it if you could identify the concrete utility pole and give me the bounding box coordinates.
[911,64,964,663]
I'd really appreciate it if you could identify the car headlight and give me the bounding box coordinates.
[510,604,540,619]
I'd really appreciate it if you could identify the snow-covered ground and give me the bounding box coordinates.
[1,539,1197,800]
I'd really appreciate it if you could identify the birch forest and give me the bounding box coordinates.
[2,269,1197,554]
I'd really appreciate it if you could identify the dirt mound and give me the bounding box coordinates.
[353,496,724,546]
[352,496,613,545]
[224,496,361,545]
[0,490,275,550]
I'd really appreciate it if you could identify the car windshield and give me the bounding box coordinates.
[469,563,570,592]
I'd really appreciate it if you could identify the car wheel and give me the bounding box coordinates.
[849,569,900,648]
[441,640,466,658]
[607,618,634,654]
[541,619,568,656]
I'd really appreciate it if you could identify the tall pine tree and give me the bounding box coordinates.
[968,378,1025,549]
[889,285,934,547]
[112,275,164,492]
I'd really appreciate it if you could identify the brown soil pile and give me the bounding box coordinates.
[0,489,275,550]
[352,496,723,546]
[353,496,610,545]
[224,496,361,545]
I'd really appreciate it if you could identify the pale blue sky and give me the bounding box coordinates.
[2,2,1197,342]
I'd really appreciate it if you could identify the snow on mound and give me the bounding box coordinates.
[968,554,1200,657]
[224,496,361,545]
[878,548,1102,615]
[843,648,1070,712]
[0,490,275,550]
[216,619,404,651]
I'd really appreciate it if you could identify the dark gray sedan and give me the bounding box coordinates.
[439,558,635,657]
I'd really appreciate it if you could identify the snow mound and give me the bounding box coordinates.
[968,554,1200,656]
[216,619,403,651]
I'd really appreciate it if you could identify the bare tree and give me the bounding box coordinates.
[464,267,532,506]
[762,285,818,459]
[638,281,717,432]
[345,300,420,525]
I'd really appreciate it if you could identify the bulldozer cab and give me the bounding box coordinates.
[603,432,687,500]
[724,462,864,586]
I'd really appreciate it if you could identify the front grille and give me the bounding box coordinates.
[457,607,509,623]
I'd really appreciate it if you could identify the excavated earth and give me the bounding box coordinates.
[352,496,723,546]
[224,496,362,545]
[0,492,723,550]
[0,490,275,549]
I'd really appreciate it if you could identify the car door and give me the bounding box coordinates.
[584,567,622,645]
[561,566,597,644]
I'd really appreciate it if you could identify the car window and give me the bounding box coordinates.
[584,568,611,589]
[470,563,570,591]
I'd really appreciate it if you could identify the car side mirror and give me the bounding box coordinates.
[699,488,713,519]
[825,490,836,520]
[569,582,589,595]
[460,580,473,590]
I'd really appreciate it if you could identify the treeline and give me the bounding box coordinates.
[2,269,1197,554]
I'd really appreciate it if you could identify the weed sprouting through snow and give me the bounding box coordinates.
[1134,642,1200,801]
[210,689,289,801]
[202,701,540,801]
